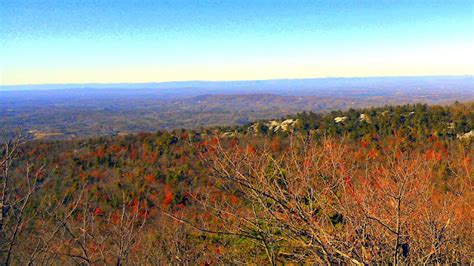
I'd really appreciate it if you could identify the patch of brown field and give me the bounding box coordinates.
[33,132,64,139]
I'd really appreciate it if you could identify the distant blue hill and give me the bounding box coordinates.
[1,75,472,93]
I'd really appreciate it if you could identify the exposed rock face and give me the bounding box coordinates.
[267,120,281,131]
[248,123,261,133]
[457,130,474,140]
[359,113,371,123]
[248,119,299,133]
[267,119,299,132]
[334,116,347,123]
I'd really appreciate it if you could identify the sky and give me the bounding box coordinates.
[0,0,473,85]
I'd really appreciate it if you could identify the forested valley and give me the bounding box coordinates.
[1,102,473,264]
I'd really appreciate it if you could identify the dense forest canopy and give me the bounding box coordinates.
[1,102,473,264]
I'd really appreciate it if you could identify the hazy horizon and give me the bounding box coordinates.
[0,74,474,91]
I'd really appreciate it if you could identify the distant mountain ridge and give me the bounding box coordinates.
[1,75,472,92]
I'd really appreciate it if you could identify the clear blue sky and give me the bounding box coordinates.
[1,0,473,85]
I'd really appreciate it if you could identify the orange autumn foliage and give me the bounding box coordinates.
[145,174,156,184]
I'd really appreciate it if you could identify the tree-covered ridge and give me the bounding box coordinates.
[242,102,473,140]
[1,102,472,264]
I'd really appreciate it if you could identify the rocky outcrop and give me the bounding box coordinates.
[248,119,299,133]
[334,116,347,123]
[457,130,474,140]
[359,114,371,123]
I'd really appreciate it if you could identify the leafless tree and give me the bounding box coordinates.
[182,134,473,264]
[1,128,49,265]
